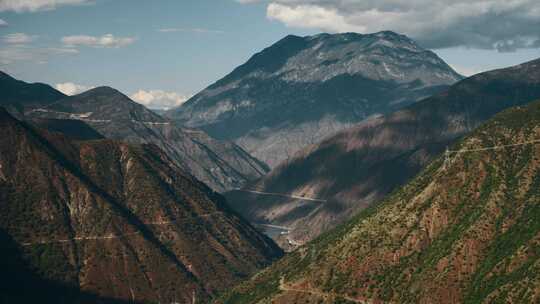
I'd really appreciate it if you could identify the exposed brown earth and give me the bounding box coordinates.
[0,107,282,303]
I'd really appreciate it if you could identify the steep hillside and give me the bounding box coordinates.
[167,31,462,167]
[31,118,105,141]
[218,99,540,304]
[0,228,134,304]
[0,71,65,116]
[0,107,282,303]
[226,58,540,249]
[25,86,269,192]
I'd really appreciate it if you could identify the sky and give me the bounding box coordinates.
[1,0,540,109]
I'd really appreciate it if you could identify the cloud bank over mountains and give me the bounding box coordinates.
[243,0,540,52]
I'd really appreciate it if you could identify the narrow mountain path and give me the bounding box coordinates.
[26,108,173,125]
[279,277,370,304]
[20,231,142,246]
[235,189,327,202]
[447,139,540,154]
[20,212,223,246]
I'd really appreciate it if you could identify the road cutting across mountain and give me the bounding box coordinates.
[26,108,173,125]
[255,223,291,231]
[447,139,540,154]
[20,213,223,246]
[235,189,327,202]
[443,139,540,169]
[279,277,370,304]
[20,231,142,246]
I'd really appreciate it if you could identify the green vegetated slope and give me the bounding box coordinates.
[219,100,540,304]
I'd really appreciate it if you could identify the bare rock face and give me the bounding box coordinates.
[166,31,463,167]
[218,98,540,304]
[24,86,269,192]
[225,58,540,249]
[0,107,282,303]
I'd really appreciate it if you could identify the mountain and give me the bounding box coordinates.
[166,31,463,167]
[0,71,65,116]
[218,99,540,304]
[0,228,134,304]
[225,58,540,249]
[0,107,282,303]
[25,86,269,192]
[31,118,105,141]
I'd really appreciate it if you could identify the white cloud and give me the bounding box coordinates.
[55,82,94,95]
[267,3,365,33]
[264,0,540,51]
[0,0,91,12]
[3,33,35,44]
[130,90,191,110]
[0,19,7,27]
[157,28,224,34]
[62,34,135,48]
[0,45,78,65]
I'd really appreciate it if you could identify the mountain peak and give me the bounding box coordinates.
[306,31,416,45]
[168,31,463,167]
[79,86,124,97]
[27,85,166,123]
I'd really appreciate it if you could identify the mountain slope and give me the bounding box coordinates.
[167,31,462,167]
[31,118,105,141]
[0,107,282,303]
[218,99,540,304]
[0,228,135,304]
[226,58,540,249]
[0,71,65,116]
[25,86,269,192]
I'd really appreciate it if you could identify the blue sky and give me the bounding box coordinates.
[1,0,539,109]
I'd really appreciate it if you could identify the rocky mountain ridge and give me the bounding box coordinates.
[167,31,463,166]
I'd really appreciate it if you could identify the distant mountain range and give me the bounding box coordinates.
[0,74,268,192]
[0,107,282,303]
[226,58,540,249]
[166,31,463,167]
[218,96,540,304]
